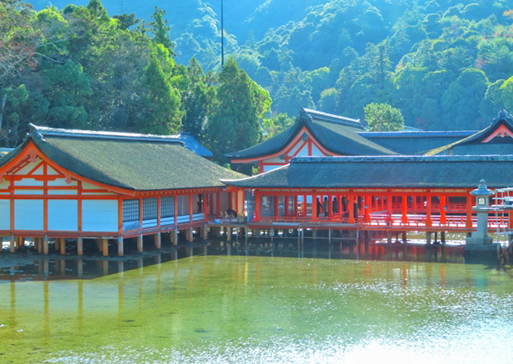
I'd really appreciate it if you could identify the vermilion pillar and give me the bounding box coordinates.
[312,194,318,222]
[328,194,333,220]
[348,195,355,224]
[401,196,408,223]
[426,195,432,227]
[255,192,261,221]
[466,195,473,228]
[440,195,447,224]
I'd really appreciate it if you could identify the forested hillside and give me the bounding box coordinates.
[25,0,513,131]
[0,0,271,169]
[4,0,513,158]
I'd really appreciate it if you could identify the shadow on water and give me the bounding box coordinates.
[0,237,503,281]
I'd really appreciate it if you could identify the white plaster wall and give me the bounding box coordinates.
[0,200,10,230]
[48,200,78,231]
[82,200,118,232]
[15,199,44,230]
[311,144,324,156]
[14,178,44,187]
[295,144,310,157]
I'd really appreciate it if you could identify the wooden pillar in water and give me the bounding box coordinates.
[426,232,432,245]
[137,234,143,253]
[77,237,83,256]
[60,238,66,255]
[387,231,392,244]
[102,238,109,256]
[155,232,161,249]
[38,237,43,254]
[10,235,15,253]
[441,231,446,245]
[227,227,232,242]
[402,231,407,244]
[202,224,208,239]
[43,235,49,254]
[55,237,60,251]
[118,237,124,257]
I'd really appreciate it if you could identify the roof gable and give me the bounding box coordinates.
[0,125,245,192]
[227,108,395,160]
[426,110,513,155]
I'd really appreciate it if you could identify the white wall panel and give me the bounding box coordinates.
[295,144,309,157]
[48,190,77,195]
[14,178,43,187]
[263,164,284,172]
[82,183,103,190]
[82,200,118,232]
[0,200,10,230]
[47,166,59,175]
[14,190,44,195]
[48,179,77,187]
[14,161,40,175]
[15,200,43,231]
[311,144,323,156]
[264,157,282,163]
[48,200,78,231]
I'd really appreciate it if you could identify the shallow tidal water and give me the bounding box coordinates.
[1,242,513,364]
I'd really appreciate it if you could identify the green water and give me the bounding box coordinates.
[1,246,513,363]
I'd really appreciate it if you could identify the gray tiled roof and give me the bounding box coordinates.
[222,155,513,189]
[0,125,245,191]
[226,108,395,159]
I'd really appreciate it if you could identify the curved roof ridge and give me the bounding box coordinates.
[30,124,183,144]
[425,110,513,155]
[303,108,362,128]
[291,154,513,164]
[359,130,478,138]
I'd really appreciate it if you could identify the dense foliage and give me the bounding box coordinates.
[9,0,513,156]
[28,0,513,131]
[365,103,404,131]
[0,0,271,170]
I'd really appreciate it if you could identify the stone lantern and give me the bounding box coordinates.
[465,179,499,254]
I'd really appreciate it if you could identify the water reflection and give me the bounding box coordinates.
[0,241,513,364]
[0,241,499,284]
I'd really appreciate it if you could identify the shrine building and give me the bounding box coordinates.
[221,110,513,238]
[0,125,245,256]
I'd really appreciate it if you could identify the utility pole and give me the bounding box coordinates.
[221,0,224,67]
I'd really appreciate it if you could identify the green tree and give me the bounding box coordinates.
[180,58,216,140]
[364,103,404,131]
[206,57,271,164]
[139,51,183,134]
[149,7,175,56]
[262,113,294,140]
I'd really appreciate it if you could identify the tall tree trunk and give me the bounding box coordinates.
[0,93,7,130]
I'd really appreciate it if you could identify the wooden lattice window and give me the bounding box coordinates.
[142,198,158,220]
[123,199,139,222]
[161,196,175,218]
